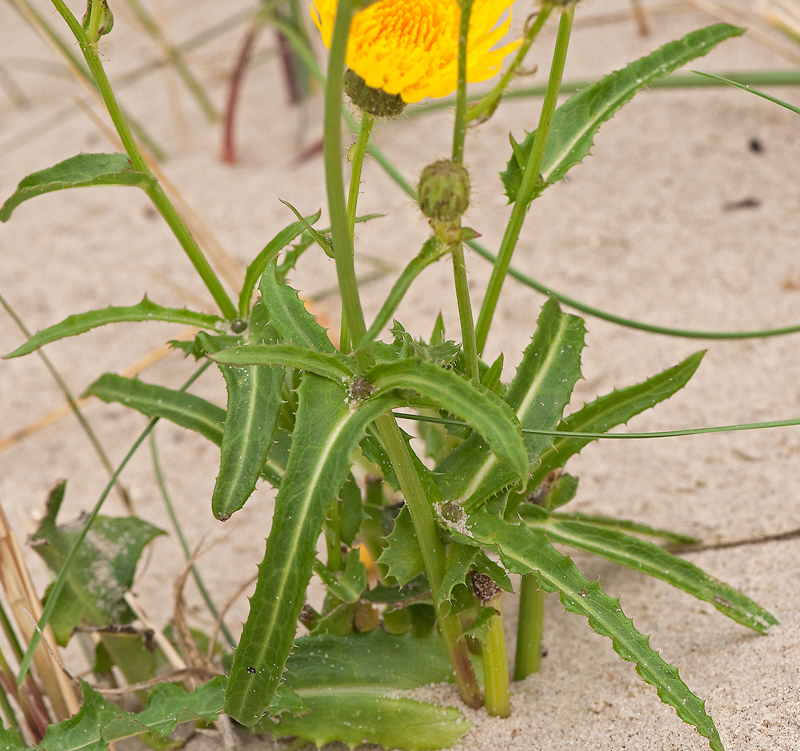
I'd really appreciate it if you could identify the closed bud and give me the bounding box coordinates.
[417,160,471,223]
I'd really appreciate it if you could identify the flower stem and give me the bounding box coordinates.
[514,573,545,680]
[467,4,554,124]
[482,594,511,717]
[324,0,369,363]
[450,0,480,382]
[375,415,483,708]
[47,0,237,320]
[474,5,575,355]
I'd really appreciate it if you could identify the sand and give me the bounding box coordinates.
[1,0,799,749]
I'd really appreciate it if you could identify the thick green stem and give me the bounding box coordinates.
[375,415,483,708]
[482,594,511,717]
[467,4,554,123]
[324,0,369,365]
[47,0,236,319]
[514,573,545,680]
[475,6,575,355]
[451,244,479,382]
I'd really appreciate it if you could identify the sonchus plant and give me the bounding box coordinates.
[0,0,782,750]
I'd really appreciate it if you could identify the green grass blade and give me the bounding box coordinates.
[529,351,705,489]
[448,510,724,751]
[0,153,156,221]
[211,343,355,382]
[501,24,745,203]
[689,69,800,116]
[5,297,222,358]
[224,375,397,725]
[521,506,778,633]
[551,511,700,544]
[85,373,225,444]
[435,298,584,510]
[368,359,528,482]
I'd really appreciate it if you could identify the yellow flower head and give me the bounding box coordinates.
[310,0,519,104]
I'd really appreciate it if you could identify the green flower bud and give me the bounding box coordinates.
[417,160,471,223]
[344,69,406,118]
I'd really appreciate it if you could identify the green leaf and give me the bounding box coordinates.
[224,375,397,725]
[520,505,778,633]
[86,374,225,445]
[264,631,470,751]
[0,153,156,222]
[5,297,223,358]
[259,259,338,354]
[240,213,320,317]
[436,298,584,510]
[445,509,724,751]
[199,303,285,521]
[378,506,425,587]
[438,543,479,605]
[462,607,497,643]
[314,549,368,603]
[30,482,165,645]
[501,24,745,203]
[211,343,355,382]
[368,359,528,482]
[551,511,701,545]
[529,351,704,489]
[37,678,225,751]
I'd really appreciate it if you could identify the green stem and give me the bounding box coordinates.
[475,5,575,355]
[324,0,369,365]
[452,0,474,164]
[150,433,236,648]
[17,363,211,685]
[514,573,545,680]
[467,3,553,124]
[47,0,237,320]
[482,595,510,717]
[451,244,480,381]
[375,415,483,708]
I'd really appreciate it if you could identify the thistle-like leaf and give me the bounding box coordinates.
[210,343,355,382]
[368,359,528,482]
[224,374,397,725]
[5,297,222,358]
[529,351,704,490]
[501,24,744,203]
[0,153,156,222]
[443,509,724,751]
[436,298,584,510]
[520,505,778,633]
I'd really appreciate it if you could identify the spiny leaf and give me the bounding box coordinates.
[314,549,368,604]
[0,153,156,222]
[501,24,744,203]
[35,678,225,751]
[529,350,704,489]
[5,297,223,358]
[368,359,528,482]
[444,510,724,751]
[521,505,778,633]
[436,298,584,510]
[211,343,355,382]
[224,375,397,725]
[378,506,425,587]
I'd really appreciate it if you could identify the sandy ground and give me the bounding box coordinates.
[1,0,800,749]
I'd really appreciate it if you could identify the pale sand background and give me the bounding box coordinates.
[1,0,799,749]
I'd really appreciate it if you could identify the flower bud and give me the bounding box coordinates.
[344,69,406,118]
[417,160,471,223]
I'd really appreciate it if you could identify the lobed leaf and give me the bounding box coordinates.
[0,153,156,222]
[5,297,223,358]
[501,24,744,203]
[379,506,426,587]
[529,351,705,490]
[224,375,397,725]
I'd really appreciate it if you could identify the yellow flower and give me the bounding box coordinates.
[310,0,519,104]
